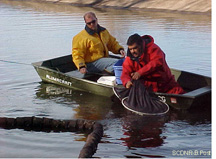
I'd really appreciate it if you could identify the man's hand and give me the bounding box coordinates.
[131,72,141,80]
[126,81,133,89]
[120,49,126,57]
[79,67,87,74]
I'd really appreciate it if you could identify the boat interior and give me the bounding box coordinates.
[40,55,106,81]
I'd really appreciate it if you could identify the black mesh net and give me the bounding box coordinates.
[113,80,169,115]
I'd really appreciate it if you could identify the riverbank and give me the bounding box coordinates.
[22,0,211,14]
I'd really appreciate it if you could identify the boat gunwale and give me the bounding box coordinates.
[32,63,211,99]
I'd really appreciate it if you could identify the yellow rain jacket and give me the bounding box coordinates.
[72,25,123,70]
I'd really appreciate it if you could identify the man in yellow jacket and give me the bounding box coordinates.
[72,12,125,75]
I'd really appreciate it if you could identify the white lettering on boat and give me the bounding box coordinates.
[46,74,72,86]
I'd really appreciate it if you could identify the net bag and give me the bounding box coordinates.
[113,80,169,115]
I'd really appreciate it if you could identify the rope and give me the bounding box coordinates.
[0,59,31,66]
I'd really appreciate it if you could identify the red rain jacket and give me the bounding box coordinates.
[121,35,184,94]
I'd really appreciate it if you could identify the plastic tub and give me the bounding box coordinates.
[113,58,125,84]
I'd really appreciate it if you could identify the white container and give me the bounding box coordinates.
[97,76,116,86]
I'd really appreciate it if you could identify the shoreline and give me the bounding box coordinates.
[7,0,211,15]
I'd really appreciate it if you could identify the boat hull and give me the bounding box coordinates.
[33,65,114,97]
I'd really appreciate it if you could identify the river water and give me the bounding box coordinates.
[0,0,211,158]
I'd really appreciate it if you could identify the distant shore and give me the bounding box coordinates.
[10,0,211,14]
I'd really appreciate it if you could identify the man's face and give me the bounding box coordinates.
[85,15,98,31]
[128,43,142,58]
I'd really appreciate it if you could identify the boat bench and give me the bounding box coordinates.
[65,70,102,82]
[184,86,211,97]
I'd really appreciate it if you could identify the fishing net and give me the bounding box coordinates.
[113,80,169,115]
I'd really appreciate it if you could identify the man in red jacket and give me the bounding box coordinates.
[121,33,184,94]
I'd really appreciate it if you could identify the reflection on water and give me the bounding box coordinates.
[0,0,211,158]
[36,83,113,120]
[121,115,166,148]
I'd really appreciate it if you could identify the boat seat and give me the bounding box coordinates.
[184,86,211,97]
[65,70,102,82]
[66,70,87,79]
